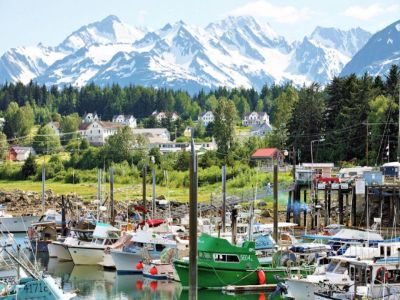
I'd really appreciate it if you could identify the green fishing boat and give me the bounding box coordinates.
[173,234,314,289]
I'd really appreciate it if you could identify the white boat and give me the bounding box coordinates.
[286,242,399,300]
[315,242,400,300]
[0,206,39,233]
[110,230,176,274]
[48,228,94,260]
[68,223,120,265]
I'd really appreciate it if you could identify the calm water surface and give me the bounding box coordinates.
[10,234,285,300]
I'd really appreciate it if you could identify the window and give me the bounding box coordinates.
[213,254,239,263]
[380,246,385,256]
[387,247,391,256]
[155,244,166,252]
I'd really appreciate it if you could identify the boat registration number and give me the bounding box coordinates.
[23,281,49,294]
[240,254,251,261]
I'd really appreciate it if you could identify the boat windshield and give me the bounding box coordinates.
[334,262,347,274]
[326,261,338,272]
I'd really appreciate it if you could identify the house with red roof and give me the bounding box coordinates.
[251,148,283,166]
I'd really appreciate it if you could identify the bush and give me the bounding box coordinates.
[0,162,23,180]
[21,154,37,179]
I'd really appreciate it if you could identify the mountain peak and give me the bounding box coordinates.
[57,15,146,52]
[309,26,371,57]
[101,15,121,23]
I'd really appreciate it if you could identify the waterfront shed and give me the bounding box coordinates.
[301,163,334,178]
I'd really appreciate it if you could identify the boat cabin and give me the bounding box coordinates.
[91,223,120,246]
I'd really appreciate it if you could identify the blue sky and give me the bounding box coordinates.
[0,0,399,53]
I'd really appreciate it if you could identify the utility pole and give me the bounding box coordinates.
[110,167,114,226]
[222,165,226,232]
[397,79,400,162]
[366,122,369,166]
[61,195,66,237]
[142,164,147,222]
[152,168,156,219]
[273,164,278,244]
[292,146,296,181]
[41,161,45,214]
[189,133,198,300]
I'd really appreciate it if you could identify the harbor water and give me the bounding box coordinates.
[9,234,285,300]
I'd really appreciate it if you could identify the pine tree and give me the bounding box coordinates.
[21,154,37,179]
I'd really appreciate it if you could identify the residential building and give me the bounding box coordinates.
[250,123,272,137]
[112,115,137,128]
[79,120,123,145]
[82,113,99,123]
[151,111,179,122]
[6,146,36,162]
[242,112,270,126]
[47,121,61,136]
[198,111,214,127]
[132,128,171,144]
[154,139,217,154]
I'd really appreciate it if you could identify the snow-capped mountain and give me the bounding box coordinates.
[310,27,371,57]
[341,20,400,77]
[0,15,379,92]
[286,27,371,84]
[58,15,146,52]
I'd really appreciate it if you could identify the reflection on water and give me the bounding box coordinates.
[36,255,284,300]
[5,233,284,300]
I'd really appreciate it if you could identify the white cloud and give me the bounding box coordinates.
[227,0,312,23]
[343,3,399,20]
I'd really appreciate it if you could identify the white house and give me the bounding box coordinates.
[7,146,36,162]
[242,112,270,126]
[198,111,215,127]
[132,128,171,144]
[250,123,273,137]
[112,115,137,128]
[79,121,123,145]
[83,113,99,124]
[156,139,218,154]
[151,111,179,122]
[47,121,60,136]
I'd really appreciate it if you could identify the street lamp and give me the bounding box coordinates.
[311,138,325,166]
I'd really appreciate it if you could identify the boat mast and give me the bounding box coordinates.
[189,131,198,299]
[97,168,101,222]
[41,159,45,214]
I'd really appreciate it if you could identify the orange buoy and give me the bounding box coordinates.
[259,293,266,300]
[150,280,157,291]
[150,266,158,275]
[135,280,143,290]
[258,270,266,285]
[136,261,143,270]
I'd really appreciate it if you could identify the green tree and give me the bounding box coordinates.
[213,98,238,159]
[102,126,135,165]
[288,83,325,162]
[174,151,190,171]
[21,153,37,179]
[4,102,35,138]
[33,124,61,154]
[273,86,298,128]
[0,132,8,160]
[60,113,81,144]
